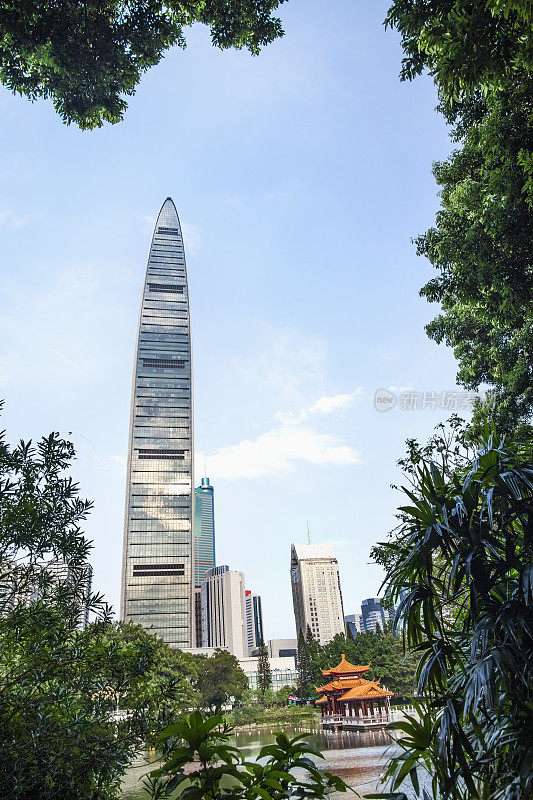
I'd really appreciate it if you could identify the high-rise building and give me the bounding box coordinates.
[193,476,215,646]
[290,542,345,645]
[121,198,194,648]
[244,590,264,654]
[360,597,391,632]
[201,566,247,659]
[344,613,362,638]
[194,477,215,588]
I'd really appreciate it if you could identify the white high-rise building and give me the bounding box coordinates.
[201,566,247,659]
[290,542,345,645]
[244,590,264,655]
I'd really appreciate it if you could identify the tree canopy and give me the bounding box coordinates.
[0,0,286,129]
[385,0,533,428]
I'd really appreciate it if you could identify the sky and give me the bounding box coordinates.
[0,0,467,639]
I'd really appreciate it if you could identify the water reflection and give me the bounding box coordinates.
[121,724,398,799]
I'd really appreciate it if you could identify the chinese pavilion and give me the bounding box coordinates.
[316,654,394,728]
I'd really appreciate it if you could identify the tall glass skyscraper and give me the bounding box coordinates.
[194,477,215,588]
[121,198,194,648]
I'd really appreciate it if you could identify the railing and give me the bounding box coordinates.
[322,713,391,725]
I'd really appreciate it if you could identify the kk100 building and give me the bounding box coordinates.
[121,198,194,647]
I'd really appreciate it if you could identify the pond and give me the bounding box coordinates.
[120,722,399,799]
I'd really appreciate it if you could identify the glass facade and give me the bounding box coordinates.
[194,477,215,588]
[121,198,194,648]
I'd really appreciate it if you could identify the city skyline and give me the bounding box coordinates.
[0,0,462,639]
[121,198,194,647]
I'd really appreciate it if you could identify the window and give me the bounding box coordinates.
[136,449,185,460]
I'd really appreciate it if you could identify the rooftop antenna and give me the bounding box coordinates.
[204,451,207,479]
[307,520,311,545]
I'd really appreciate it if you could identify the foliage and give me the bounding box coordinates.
[194,648,249,711]
[372,423,533,800]
[0,0,286,129]
[385,1,533,428]
[145,709,348,800]
[0,409,174,799]
[229,702,315,728]
[296,627,314,699]
[385,1,533,108]
[298,622,418,700]
[257,638,273,697]
[110,621,200,739]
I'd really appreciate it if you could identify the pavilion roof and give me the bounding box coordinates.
[321,654,371,677]
[315,695,328,704]
[339,681,394,701]
[315,678,364,693]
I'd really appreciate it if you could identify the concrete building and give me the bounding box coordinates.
[290,542,345,645]
[244,590,264,655]
[201,566,247,659]
[121,198,194,648]
[268,638,297,659]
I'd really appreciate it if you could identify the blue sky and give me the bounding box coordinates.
[0,0,466,638]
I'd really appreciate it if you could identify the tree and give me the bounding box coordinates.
[296,628,313,700]
[0,0,285,129]
[0,407,174,799]
[194,648,248,711]
[257,638,272,698]
[373,422,533,800]
[145,710,348,800]
[385,1,533,428]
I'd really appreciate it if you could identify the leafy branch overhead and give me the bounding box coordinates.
[0,0,286,129]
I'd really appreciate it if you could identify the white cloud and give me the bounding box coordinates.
[309,389,363,415]
[0,207,33,228]
[201,425,361,481]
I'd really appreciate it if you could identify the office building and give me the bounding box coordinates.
[194,477,215,587]
[290,542,345,645]
[268,638,297,660]
[244,590,264,654]
[361,597,391,632]
[344,613,362,638]
[193,476,215,645]
[201,566,247,659]
[121,198,194,647]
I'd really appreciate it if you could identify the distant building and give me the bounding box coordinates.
[194,477,215,588]
[344,613,362,638]
[361,597,391,632]
[238,656,298,691]
[268,638,297,660]
[244,590,264,655]
[4,560,92,628]
[194,476,216,646]
[201,566,247,659]
[290,542,345,645]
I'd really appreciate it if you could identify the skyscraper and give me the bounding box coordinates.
[194,477,215,587]
[193,476,215,645]
[201,566,247,659]
[244,590,264,654]
[121,198,194,648]
[290,542,345,645]
[361,597,391,632]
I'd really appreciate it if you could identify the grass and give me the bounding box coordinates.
[228,704,319,727]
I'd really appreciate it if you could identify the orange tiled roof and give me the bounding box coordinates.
[321,654,371,676]
[339,681,394,701]
[315,695,328,704]
[315,678,364,692]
